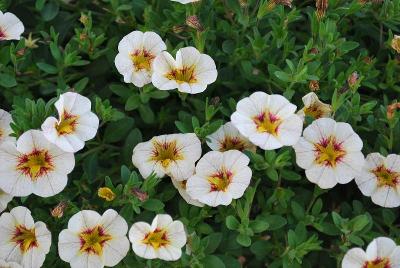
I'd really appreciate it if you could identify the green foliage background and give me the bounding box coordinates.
[1,0,400,267]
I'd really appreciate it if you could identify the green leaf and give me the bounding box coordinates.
[226,215,240,230]
[0,74,17,88]
[141,199,164,211]
[36,62,58,74]
[236,234,251,247]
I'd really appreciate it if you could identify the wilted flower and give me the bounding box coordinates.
[297,92,332,121]
[0,206,51,268]
[309,80,320,91]
[342,237,400,268]
[355,153,400,208]
[25,33,40,49]
[58,209,130,268]
[131,187,149,202]
[387,102,400,120]
[51,201,68,218]
[152,47,218,94]
[186,15,204,31]
[186,150,252,207]
[98,187,116,201]
[129,214,187,261]
[0,130,75,197]
[293,118,364,189]
[391,35,400,53]
[347,71,359,87]
[231,92,303,150]
[0,11,24,41]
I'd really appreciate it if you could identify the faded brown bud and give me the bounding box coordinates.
[391,35,400,54]
[347,72,359,87]
[316,0,328,19]
[172,25,186,34]
[131,187,149,202]
[186,15,204,32]
[210,96,220,106]
[387,102,400,120]
[363,56,373,64]
[16,48,26,57]
[51,201,68,218]
[309,47,319,55]
[309,80,320,91]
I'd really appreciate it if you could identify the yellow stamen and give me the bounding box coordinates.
[314,137,346,167]
[364,258,390,268]
[208,168,233,192]
[79,226,112,256]
[56,112,78,135]
[150,140,184,168]
[130,49,154,71]
[373,165,399,188]
[220,136,246,151]
[11,225,38,253]
[166,66,197,84]
[16,150,54,180]
[142,229,169,249]
[253,111,282,135]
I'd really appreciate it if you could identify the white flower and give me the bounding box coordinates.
[0,189,12,212]
[0,109,15,144]
[0,206,51,268]
[293,118,364,189]
[342,237,400,268]
[58,209,130,268]
[206,122,256,152]
[186,150,252,207]
[41,92,99,153]
[0,129,75,197]
[152,47,217,94]
[297,92,332,121]
[355,153,400,208]
[231,92,303,150]
[129,214,186,261]
[0,259,22,268]
[0,11,24,41]
[132,133,202,181]
[171,0,200,3]
[115,31,166,87]
[171,178,204,207]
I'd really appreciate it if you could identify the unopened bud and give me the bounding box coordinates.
[186,15,204,32]
[51,201,68,218]
[309,80,320,91]
[131,188,148,202]
[347,72,359,87]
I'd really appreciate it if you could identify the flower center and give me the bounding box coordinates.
[363,258,391,268]
[16,150,54,180]
[314,137,346,167]
[11,225,38,253]
[253,111,282,135]
[142,228,169,249]
[166,66,197,84]
[130,49,154,72]
[79,226,112,256]
[0,28,5,40]
[98,187,116,201]
[56,111,78,135]
[208,168,233,192]
[372,165,399,188]
[220,136,246,151]
[150,140,184,168]
[304,104,324,119]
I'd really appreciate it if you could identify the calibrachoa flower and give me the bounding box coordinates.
[297,92,332,121]
[0,129,75,197]
[132,133,202,181]
[41,92,99,153]
[355,153,400,208]
[0,109,15,144]
[293,118,364,189]
[129,214,187,261]
[0,189,12,212]
[171,178,204,207]
[342,237,400,268]
[58,209,130,268]
[231,92,303,150]
[115,31,166,87]
[0,260,22,268]
[98,187,116,201]
[0,11,24,41]
[152,46,217,94]
[0,206,51,268]
[186,150,252,207]
[206,122,256,152]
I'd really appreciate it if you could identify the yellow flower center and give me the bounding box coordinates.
[373,165,399,188]
[150,140,184,168]
[208,168,233,192]
[79,226,112,256]
[253,111,282,136]
[16,150,54,180]
[142,229,169,249]
[56,112,78,135]
[130,49,154,71]
[166,66,197,84]
[98,187,116,201]
[11,225,38,253]
[220,136,246,151]
[364,258,391,268]
[314,137,346,167]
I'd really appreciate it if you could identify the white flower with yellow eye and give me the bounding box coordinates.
[297,92,332,121]
[41,92,99,153]
[0,189,12,212]
[231,92,303,150]
[0,11,24,41]
[293,118,364,189]
[355,153,400,208]
[206,122,256,152]
[58,209,130,268]
[132,133,202,181]
[0,130,75,197]
[186,150,252,207]
[129,214,187,261]
[115,31,166,87]
[342,237,400,268]
[171,178,204,207]
[0,109,15,145]
[152,47,217,94]
[0,206,51,268]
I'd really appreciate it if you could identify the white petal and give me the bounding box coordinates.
[32,172,68,197]
[55,92,92,116]
[335,123,363,152]
[0,12,24,40]
[67,210,101,232]
[99,209,128,237]
[58,229,81,262]
[70,253,104,268]
[366,237,397,260]
[142,31,166,54]
[102,237,130,267]
[341,248,367,268]
[305,165,338,189]
[277,114,303,146]
[293,138,315,169]
[176,47,201,68]
[371,187,400,208]
[151,214,173,230]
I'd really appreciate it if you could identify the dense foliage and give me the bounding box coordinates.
[1,0,400,267]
